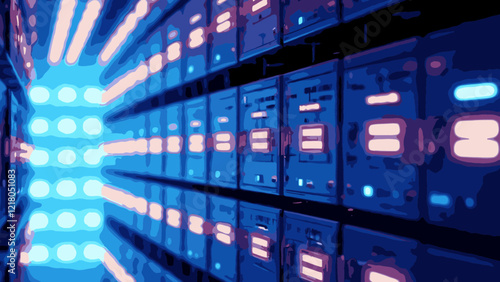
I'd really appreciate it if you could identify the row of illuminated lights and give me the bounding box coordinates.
[29,179,102,199]
[29,146,105,166]
[102,185,309,270]
[29,209,102,231]
[100,135,469,210]
[102,185,237,247]
[21,239,134,281]
[29,87,103,105]
[101,83,499,161]
[26,171,466,215]
[361,185,474,208]
[27,135,176,166]
[28,137,170,166]
[22,242,104,265]
[30,117,102,136]
[102,185,423,282]
[104,113,500,161]
[101,184,477,282]
[48,0,157,66]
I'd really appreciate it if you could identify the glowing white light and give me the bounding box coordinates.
[252,0,269,12]
[148,53,163,74]
[30,213,49,230]
[299,103,321,112]
[58,87,77,103]
[84,212,101,227]
[369,123,401,136]
[84,147,105,165]
[369,271,401,282]
[453,119,500,159]
[166,208,181,228]
[31,119,49,134]
[83,244,104,260]
[215,223,233,245]
[252,131,268,139]
[188,134,205,153]
[252,236,269,248]
[366,92,401,106]
[366,119,406,156]
[368,139,401,152]
[167,136,182,153]
[30,181,50,198]
[302,266,323,281]
[188,215,204,235]
[99,0,152,65]
[148,203,163,221]
[101,62,150,104]
[57,244,77,261]
[83,180,103,196]
[190,13,202,24]
[58,150,77,165]
[30,87,50,103]
[29,245,49,262]
[57,212,76,228]
[30,150,49,166]
[217,12,231,24]
[56,180,77,197]
[302,254,323,267]
[216,133,230,142]
[66,0,103,64]
[167,42,181,61]
[454,83,498,101]
[48,0,78,65]
[58,118,77,134]
[251,111,268,119]
[84,88,103,104]
[83,118,102,135]
[303,128,322,137]
[188,27,205,49]
[216,21,231,33]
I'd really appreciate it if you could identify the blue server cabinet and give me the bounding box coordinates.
[209,196,238,281]
[131,181,148,235]
[185,97,208,183]
[182,0,208,82]
[103,195,135,228]
[165,11,184,89]
[240,77,281,195]
[111,115,148,174]
[146,184,164,244]
[147,109,164,176]
[209,0,238,71]
[283,60,338,204]
[239,202,280,282]
[101,176,137,228]
[283,212,338,282]
[165,102,184,180]
[164,186,184,256]
[146,31,167,96]
[342,0,405,22]
[342,38,420,219]
[184,190,209,270]
[282,0,339,43]
[142,184,154,242]
[342,225,417,282]
[130,250,147,280]
[209,88,238,188]
[415,246,500,281]
[423,16,500,236]
[239,0,280,60]
[134,116,149,174]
